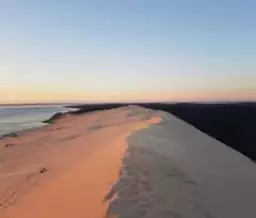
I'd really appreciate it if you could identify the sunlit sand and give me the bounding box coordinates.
[0,106,255,218]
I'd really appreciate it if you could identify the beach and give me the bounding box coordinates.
[0,106,160,218]
[0,105,74,137]
[0,106,255,218]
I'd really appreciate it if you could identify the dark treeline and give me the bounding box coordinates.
[69,102,256,162]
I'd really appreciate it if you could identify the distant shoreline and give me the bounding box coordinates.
[1,102,256,162]
[1,100,255,107]
[0,105,76,138]
[0,103,69,107]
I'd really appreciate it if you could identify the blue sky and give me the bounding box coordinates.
[0,0,255,103]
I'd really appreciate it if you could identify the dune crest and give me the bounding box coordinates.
[1,106,256,218]
[0,106,161,218]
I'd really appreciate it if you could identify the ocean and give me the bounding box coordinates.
[0,105,74,136]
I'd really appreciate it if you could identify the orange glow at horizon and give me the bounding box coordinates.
[1,86,255,104]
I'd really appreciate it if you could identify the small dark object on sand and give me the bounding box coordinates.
[39,167,48,174]
[5,143,15,148]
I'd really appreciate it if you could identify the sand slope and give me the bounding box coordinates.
[108,110,256,218]
[0,106,160,218]
[0,106,255,218]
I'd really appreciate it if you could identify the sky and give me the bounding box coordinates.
[0,0,255,103]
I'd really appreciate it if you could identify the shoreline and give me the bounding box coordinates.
[0,106,256,217]
[0,106,162,218]
[0,105,78,139]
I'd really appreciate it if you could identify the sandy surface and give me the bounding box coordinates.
[0,106,160,218]
[0,106,256,218]
[113,110,256,218]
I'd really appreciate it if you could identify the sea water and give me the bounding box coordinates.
[0,105,74,136]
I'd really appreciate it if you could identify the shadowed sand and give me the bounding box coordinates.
[0,106,160,218]
[0,106,256,218]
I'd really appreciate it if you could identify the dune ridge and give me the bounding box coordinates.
[0,106,160,218]
[0,106,255,218]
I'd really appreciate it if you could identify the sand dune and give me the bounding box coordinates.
[0,106,160,218]
[0,106,255,218]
